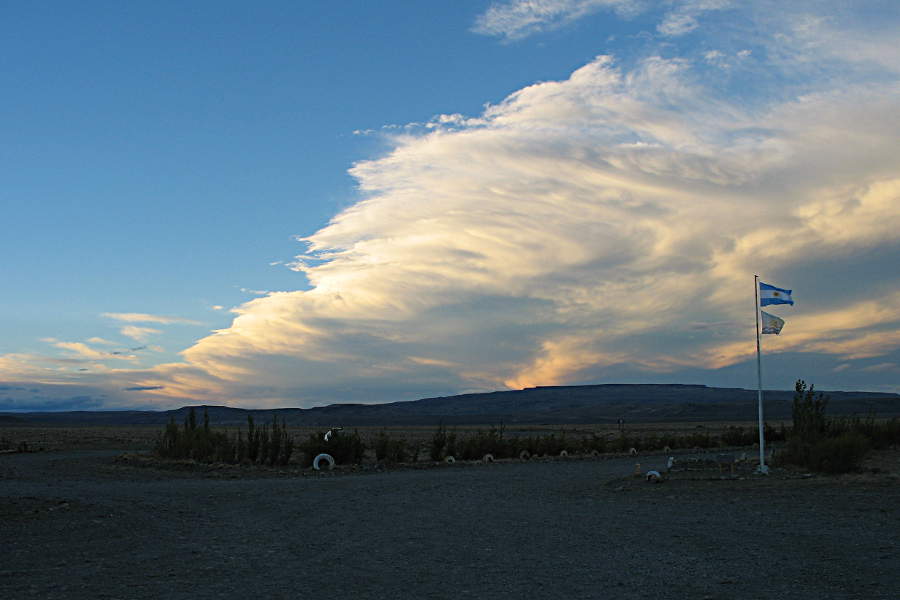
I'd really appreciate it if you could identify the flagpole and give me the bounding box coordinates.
[754,274,769,474]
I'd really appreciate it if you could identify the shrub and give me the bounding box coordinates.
[832,415,900,450]
[153,409,292,466]
[806,433,871,473]
[609,432,633,453]
[459,426,512,460]
[154,407,235,463]
[373,430,408,463]
[430,424,448,461]
[533,432,568,456]
[722,426,757,447]
[445,430,458,458]
[779,379,872,473]
[298,429,365,465]
[792,379,829,443]
[582,434,607,454]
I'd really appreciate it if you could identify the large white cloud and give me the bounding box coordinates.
[3,2,899,409]
[138,36,899,405]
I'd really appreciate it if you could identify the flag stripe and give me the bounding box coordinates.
[759,281,794,306]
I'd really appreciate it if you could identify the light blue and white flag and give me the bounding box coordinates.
[760,310,785,334]
[759,281,794,306]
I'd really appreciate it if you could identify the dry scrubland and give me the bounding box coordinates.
[0,421,788,456]
[2,423,899,599]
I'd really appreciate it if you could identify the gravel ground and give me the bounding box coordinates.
[2,450,898,600]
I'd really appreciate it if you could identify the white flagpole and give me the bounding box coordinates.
[754,274,769,474]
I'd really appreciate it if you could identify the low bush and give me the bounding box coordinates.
[154,409,293,465]
[298,429,365,465]
[458,427,509,460]
[373,430,408,463]
[779,439,870,474]
[721,426,753,446]
[778,379,883,474]
[155,408,234,463]
[830,415,900,450]
[581,434,607,454]
[430,423,448,461]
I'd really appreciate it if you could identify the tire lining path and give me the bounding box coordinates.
[2,450,898,599]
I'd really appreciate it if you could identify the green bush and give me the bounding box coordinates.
[155,408,235,463]
[792,379,829,443]
[779,379,876,473]
[298,429,365,465]
[373,430,408,463]
[806,433,871,473]
[458,429,503,460]
[582,433,607,454]
[609,432,633,453]
[154,409,293,465]
[831,415,900,450]
[430,424,448,461]
[445,430,458,458]
[722,426,758,447]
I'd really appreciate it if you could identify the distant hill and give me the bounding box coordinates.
[3,384,899,427]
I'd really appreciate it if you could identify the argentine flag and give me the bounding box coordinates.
[759,281,794,306]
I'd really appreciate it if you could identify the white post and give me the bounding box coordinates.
[754,275,769,474]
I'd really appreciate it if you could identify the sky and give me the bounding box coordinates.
[2,0,899,411]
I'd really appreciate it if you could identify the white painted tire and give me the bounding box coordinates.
[590,450,601,457]
[646,470,662,483]
[519,450,531,460]
[663,446,671,453]
[559,450,568,458]
[629,447,638,455]
[313,453,335,471]
[482,453,494,463]
[444,455,456,464]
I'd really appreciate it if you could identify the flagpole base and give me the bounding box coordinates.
[756,464,770,475]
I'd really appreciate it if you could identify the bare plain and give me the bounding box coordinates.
[2,424,898,600]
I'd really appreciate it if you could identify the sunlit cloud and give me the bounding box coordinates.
[2,2,898,409]
[41,338,137,362]
[153,10,897,407]
[120,326,161,343]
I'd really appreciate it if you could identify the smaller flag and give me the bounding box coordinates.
[760,281,794,306]
[761,310,785,334]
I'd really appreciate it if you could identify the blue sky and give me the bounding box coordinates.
[2,1,899,410]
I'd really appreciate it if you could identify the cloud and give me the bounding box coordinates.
[102,312,201,325]
[657,1,731,37]
[151,10,898,407]
[472,0,733,41]
[41,339,137,362]
[3,2,898,409]
[120,326,161,342]
[123,385,165,391]
[472,0,639,41]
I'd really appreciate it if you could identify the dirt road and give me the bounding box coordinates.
[2,450,898,599]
